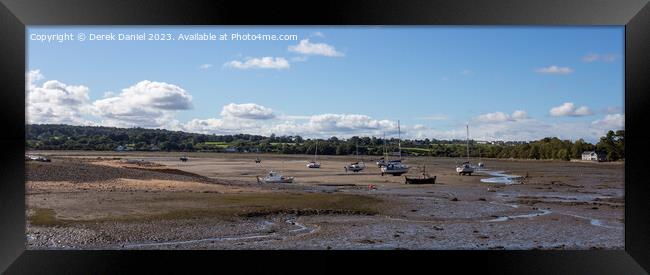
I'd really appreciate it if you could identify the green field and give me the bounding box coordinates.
[197,142,230,148]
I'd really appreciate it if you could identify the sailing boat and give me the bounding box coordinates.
[477,146,485,169]
[345,141,365,173]
[376,132,388,167]
[307,140,321,168]
[456,123,475,175]
[381,120,409,176]
[405,165,436,184]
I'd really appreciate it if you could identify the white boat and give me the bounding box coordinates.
[345,141,365,172]
[456,123,475,175]
[345,161,365,172]
[381,120,409,176]
[257,171,294,184]
[456,162,474,175]
[307,141,321,168]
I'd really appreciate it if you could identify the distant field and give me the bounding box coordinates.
[197,142,229,148]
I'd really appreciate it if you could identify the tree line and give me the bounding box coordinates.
[26,124,624,161]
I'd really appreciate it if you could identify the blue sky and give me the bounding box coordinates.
[26,26,624,142]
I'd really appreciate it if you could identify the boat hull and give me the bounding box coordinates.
[257,175,294,184]
[405,176,436,184]
[456,167,474,175]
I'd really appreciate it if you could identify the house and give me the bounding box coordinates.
[582,151,605,162]
[224,147,238,153]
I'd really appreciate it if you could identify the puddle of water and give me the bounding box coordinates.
[123,219,311,248]
[489,201,519,209]
[486,209,552,222]
[479,170,521,184]
[556,212,623,230]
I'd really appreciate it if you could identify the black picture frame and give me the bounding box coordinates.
[1,0,649,273]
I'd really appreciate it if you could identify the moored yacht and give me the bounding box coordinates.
[456,123,475,176]
[307,141,321,168]
[380,120,410,176]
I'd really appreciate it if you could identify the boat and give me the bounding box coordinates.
[255,157,261,164]
[257,171,294,184]
[456,123,475,176]
[376,157,387,167]
[381,120,410,176]
[405,166,436,184]
[307,141,321,168]
[345,161,365,172]
[26,154,51,162]
[376,132,388,167]
[179,156,188,162]
[477,146,485,168]
[456,161,474,175]
[345,141,365,172]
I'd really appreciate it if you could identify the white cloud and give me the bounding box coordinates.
[26,70,94,125]
[26,70,44,89]
[181,104,616,142]
[92,80,193,128]
[476,112,511,123]
[461,69,473,75]
[549,102,593,117]
[311,32,325,38]
[592,114,624,131]
[475,110,529,123]
[183,109,399,138]
[183,118,253,135]
[224,57,290,70]
[307,114,395,133]
[288,39,344,57]
[199,64,213,69]
[535,65,574,74]
[511,110,529,120]
[582,53,618,63]
[220,103,275,120]
[574,106,592,116]
[445,120,599,142]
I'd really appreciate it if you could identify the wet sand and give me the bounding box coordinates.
[26,151,624,250]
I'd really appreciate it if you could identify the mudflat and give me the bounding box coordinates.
[26,151,623,250]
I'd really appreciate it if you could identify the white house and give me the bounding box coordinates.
[582,151,605,161]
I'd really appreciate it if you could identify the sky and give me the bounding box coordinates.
[26,26,624,143]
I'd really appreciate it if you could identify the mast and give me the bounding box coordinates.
[314,140,318,162]
[398,120,402,160]
[383,132,386,159]
[466,123,470,163]
[356,140,359,161]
